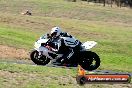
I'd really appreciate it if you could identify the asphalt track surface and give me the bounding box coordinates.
[0,59,132,77]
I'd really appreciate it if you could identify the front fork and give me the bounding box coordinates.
[38,51,43,58]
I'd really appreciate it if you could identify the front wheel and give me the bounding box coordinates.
[79,51,100,71]
[30,50,50,65]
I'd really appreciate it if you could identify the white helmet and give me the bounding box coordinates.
[51,27,62,37]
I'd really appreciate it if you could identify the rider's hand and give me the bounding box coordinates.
[46,45,52,50]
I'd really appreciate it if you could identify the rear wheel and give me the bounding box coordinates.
[30,50,50,65]
[79,51,100,71]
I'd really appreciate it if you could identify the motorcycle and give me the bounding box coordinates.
[30,34,100,71]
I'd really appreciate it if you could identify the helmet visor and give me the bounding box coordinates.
[51,32,57,37]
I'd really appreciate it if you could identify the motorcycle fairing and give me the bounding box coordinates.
[34,39,49,48]
[82,41,97,50]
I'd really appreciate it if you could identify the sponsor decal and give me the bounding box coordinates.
[76,65,131,85]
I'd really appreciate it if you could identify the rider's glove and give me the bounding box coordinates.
[46,45,52,51]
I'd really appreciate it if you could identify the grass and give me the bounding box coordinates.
[0,16,131,72]
[0,62,131,88]
[0,25,37,49]
[0,62,79,88]
[0,0,132,87]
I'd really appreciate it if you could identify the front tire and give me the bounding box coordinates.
[30,50,50,65]
[79,51,100,71]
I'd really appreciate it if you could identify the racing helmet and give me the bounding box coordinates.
[51,27,62,38]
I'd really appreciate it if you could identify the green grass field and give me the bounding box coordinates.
[0,0,132,87]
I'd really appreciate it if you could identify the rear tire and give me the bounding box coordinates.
[79,51,100,71]
[30,50,50,65]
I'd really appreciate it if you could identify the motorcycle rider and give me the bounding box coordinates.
[49,26,81,65]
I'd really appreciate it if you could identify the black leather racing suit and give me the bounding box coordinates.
[51,32,81,64]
